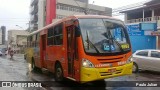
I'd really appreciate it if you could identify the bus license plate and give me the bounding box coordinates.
[108,68,116,73]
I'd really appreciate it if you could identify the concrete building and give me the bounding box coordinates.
[0,26,6,45]
[120,0,160,50]
[8,30,29,53]
[30,0,112,31]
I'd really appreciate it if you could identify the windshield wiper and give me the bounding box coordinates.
[110,37,124,52]
[86,31,100,54]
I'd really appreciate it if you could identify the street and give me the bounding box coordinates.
[0,54,160,90]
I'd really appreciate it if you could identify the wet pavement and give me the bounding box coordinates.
[0,54,160,90]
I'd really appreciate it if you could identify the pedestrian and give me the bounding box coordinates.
[10,49,14,60]
[8,47,11,55]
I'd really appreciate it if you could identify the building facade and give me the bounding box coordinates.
[8,30,29,53]
[30,0,112,31]
[120,0,160,50]
[0,26,6,45]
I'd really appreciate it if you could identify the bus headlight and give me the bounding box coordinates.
[82,58,94,68]
[126,55,133,64]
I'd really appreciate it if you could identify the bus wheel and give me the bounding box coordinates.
[133,62,138,73]
[55,63,63,81]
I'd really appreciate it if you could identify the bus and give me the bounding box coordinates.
[25,15,133,82]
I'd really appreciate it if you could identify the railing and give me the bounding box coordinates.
[127,16,160,23]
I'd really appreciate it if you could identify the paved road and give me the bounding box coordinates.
[0,54,160,90]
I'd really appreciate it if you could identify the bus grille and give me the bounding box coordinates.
[97,57,123,64]
[100,69,122,76]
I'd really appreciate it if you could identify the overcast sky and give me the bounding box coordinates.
[0,0,147,31]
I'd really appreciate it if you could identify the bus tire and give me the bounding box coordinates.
[133,62,138,73]
[55,63,63,82]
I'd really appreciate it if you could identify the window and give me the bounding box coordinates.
[53,23,63,45]
[64,6,68,10]
[35,33,40,47]
[136,51,148,56]
[151,51,160,58]
[56,5,60,9]
[33,34,37,47]
[60,5,63,10]
[79,8,84,12]
[69,7,72,11]
[47,27,54,45]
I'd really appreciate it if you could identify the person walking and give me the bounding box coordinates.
[9,49,14,60]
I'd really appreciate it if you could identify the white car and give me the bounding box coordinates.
[0,49,7,56]
[132,50,160,73]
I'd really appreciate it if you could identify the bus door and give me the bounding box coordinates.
[67,26,77,78]
[41,34,47,68]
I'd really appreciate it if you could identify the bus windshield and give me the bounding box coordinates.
[78,18,130,54]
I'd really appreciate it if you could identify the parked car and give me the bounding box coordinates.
[132,49,160,73]
[0,48,7,56]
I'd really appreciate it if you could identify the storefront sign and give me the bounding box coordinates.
[151,31,160,36]
[126,24,144,36]
[140,23,157,31]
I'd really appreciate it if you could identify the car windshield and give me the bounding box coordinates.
[78,18,130,54]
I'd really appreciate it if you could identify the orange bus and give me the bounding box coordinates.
[25,15,133,82]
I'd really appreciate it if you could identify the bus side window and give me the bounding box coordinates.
[47,27,54,46]
[36,33,40,47]
[53,23,63,45]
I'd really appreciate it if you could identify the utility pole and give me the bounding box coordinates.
[29,21,31,32]
[26,21,31,32]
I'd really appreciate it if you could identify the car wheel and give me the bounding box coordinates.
[55,63,63,82]
[133,62,138,73]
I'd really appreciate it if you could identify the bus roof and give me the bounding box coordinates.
[73,15,120,20]
[28,15,122,36]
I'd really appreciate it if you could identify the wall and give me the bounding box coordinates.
[8,30,29,46]
[17,35,28,46]
[38,0,46,29]
[126,23,157,53]
[46,0,56,25]
[129,36,156,52]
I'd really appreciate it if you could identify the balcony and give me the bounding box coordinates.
[127,16,160,23]
[31,0,38,6]
[30,5,38,15]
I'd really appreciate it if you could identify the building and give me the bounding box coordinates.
[0,26,6,45]
[8,30,29,53]
[30,0,112,31]
[120,0,160,51]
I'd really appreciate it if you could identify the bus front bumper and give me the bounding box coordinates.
[80,62,133,82]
